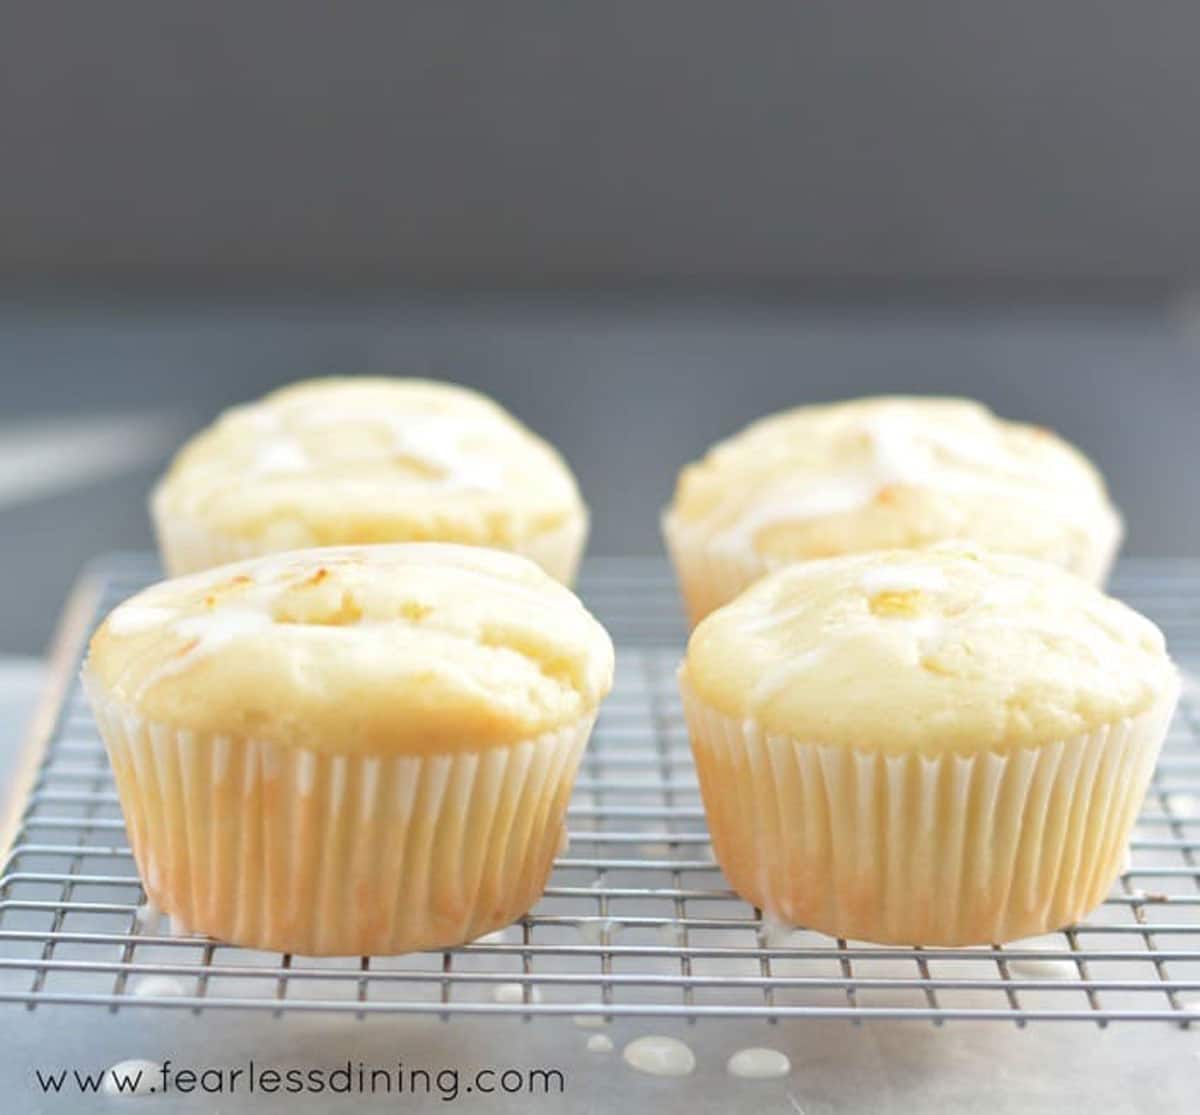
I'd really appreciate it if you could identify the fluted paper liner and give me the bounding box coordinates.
[661,512,772,625]
[87,681,592,955]
[152,505,589,586]
[662,512,1121,626]
[680,675,1177,945]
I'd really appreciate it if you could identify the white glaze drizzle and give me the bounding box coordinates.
[131,610,274,699]
[742,558,1100,712]
[105,606,179,636]
[173,609,275,646]
[704,414,927,551]
[296,407,507,492]
[898,615,950,657]
[251,439,310,475]
[389,416,504,492]
[1006,938,1078,979]
[704,410,1111,550]
[109,544,600,705]
[751,647,828,704]
[709,476,880,552]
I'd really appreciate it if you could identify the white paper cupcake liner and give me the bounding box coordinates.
[88,680,592,955]
[514,512,589,586]
[152,500,589,586]
[1072,514,1123,587]
[660,511,771,626]
[680,674,1178,945]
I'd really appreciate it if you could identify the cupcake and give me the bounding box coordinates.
[663,396,1122,623]
[84,544,614,955]
[152,377,588,583]
[679,544,1178,946]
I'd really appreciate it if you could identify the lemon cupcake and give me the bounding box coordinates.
[84,544,614,956]
[680,544,1177,946]
[152,377,588,583]
[663,396,1122,623]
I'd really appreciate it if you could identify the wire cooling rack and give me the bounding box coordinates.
[1,555,1199,1025]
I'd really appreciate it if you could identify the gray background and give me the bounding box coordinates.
[0,1,1198,653]
[2,1,1200,289]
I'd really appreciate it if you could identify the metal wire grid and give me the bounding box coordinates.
[1,555,1199,1025]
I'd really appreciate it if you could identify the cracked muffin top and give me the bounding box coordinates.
[682,543,1176,755]
[152,377,587,573]
[86,543,614,754]
[665,396,1121,583]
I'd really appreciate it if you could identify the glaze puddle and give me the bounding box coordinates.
[492,982,542,1004]
[572,1013,608,1029]
[622,1036,696,1077]
[727,1047,791,1079]
[103,1059,162,1097]
[131,975,188,999]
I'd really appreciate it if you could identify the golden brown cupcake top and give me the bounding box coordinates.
[683,544,1176,755]
[87,544,614,755]
[153,377,586,555]
[666,396,1121,574]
